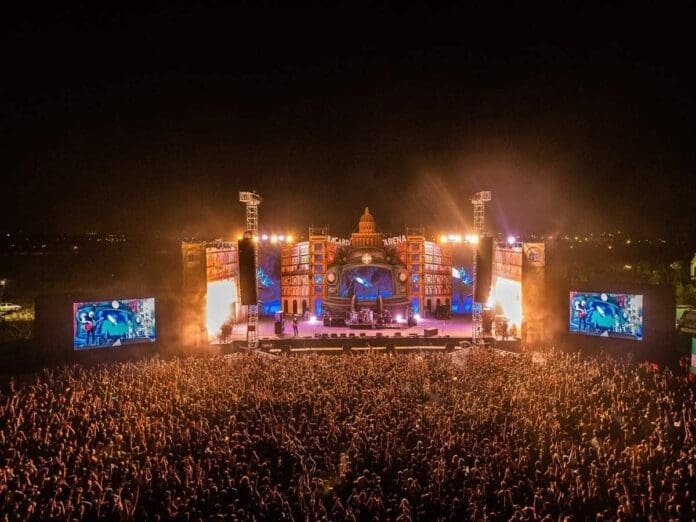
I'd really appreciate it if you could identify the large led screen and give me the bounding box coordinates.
[206,279,238,343]
[258,244,281,315]
[491,277,522,332]
[569,291,643,341]
[339,266,394,299]
[73,298,156,350]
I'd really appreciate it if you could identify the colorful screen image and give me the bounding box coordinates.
[73,298,156,349]
[258,244,281,315]
[569,291,643,341]
[339,266,394,299]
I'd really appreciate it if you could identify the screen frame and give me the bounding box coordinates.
[73,297,157,350]
[568,290,644,341]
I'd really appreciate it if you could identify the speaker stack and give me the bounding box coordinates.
[238,237,257,305]
[474,237,493,303]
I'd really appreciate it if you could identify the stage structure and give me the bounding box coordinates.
[490,242,546,344]
[280,208,452,325]
[180,241,244,347]
[471,190,492,346]
[239,191,261,349]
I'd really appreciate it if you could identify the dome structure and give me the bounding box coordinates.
[351,207,381,249]
[358,207,376,234]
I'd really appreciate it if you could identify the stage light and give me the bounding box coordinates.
[278,235,285,242]
[261,234,269,241]
[414,313,421,321]
[469,234,479,245]
[440,235,448,243]
[309,315,317,324]
[286,234,293,243]
[507,235,516,246]
[396,314,403,322]
[270,235,278,244]
[454,234,462,243]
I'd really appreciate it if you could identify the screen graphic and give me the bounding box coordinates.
[258,244,281,315]
[339,266,394,299]
[569,291,643,341]
[73,298,156,349]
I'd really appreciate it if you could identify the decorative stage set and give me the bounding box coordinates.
[180,198,547,349]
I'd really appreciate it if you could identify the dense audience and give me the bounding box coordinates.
[0,349,694,521]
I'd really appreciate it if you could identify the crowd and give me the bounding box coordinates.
[0,349,694,521]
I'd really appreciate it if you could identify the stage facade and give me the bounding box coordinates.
[490,242,546,344]
[181,241,245,347]
[280,208,453,320]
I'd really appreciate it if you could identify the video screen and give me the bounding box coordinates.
[258,244,281,315]
[206,279,238,344]
[569,291,643,341]
[73,298,156,350]
[339,266,394,299]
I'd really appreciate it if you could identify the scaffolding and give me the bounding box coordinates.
[239,191,261,349]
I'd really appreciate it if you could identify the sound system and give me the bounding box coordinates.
[474,237,493,303]
[238,237,257,305]
[424,328,438,337]
[274,321,284,335]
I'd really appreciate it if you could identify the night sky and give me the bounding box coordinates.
[2,4,695,240]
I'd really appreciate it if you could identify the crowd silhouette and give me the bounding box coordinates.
[0,349,694,520]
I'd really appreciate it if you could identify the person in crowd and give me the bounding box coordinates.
[0,348,694,520]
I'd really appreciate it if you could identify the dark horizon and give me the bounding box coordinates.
[2,4,695,240]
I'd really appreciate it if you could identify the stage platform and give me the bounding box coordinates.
[227,315,475,340]
[219,315,519,353]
